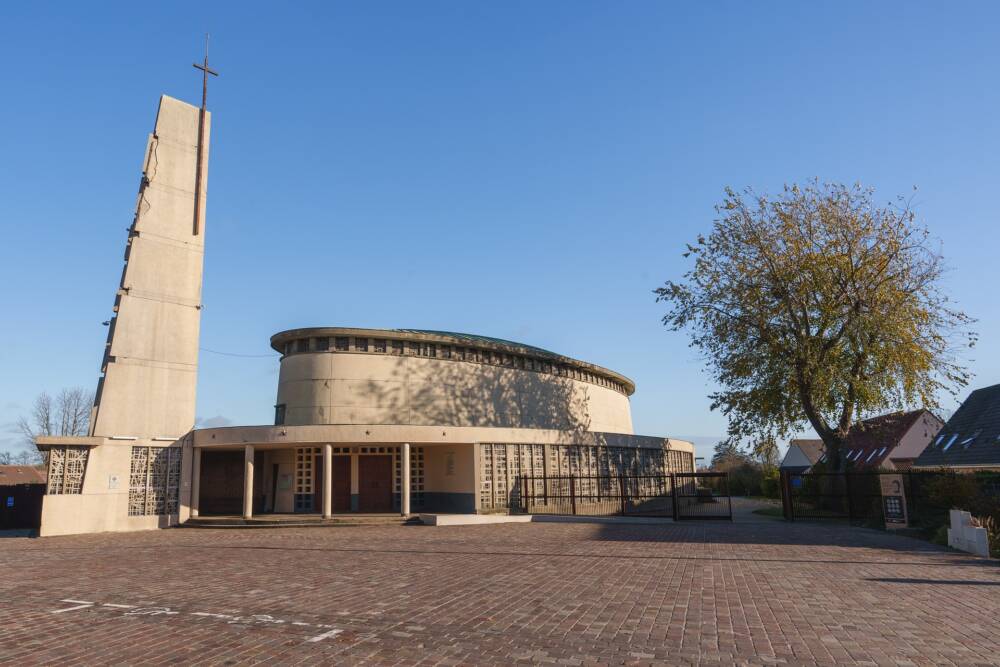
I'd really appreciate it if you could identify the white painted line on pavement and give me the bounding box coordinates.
[307,628,343,643]
[51,602,94,614]
[50,598,344,643]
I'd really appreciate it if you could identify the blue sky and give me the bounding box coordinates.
[1,2,997,462]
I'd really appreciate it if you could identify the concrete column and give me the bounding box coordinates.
[401,442,411,516]
[190,447,202,518]
[350,454,359,511]
[323,443,333,518]
[243,444,255,520]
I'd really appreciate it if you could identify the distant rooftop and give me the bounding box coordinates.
[915,383,1000,469]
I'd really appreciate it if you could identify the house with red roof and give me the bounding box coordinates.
[839,409,943,470]
[782,410,943,472]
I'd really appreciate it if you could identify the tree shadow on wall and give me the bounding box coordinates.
[354,356,592,432]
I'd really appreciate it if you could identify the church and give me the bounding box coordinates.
[34,90,695,536]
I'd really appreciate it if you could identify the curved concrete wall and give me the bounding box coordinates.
[275,352,634,433]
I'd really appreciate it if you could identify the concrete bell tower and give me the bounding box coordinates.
[89,95,211,440]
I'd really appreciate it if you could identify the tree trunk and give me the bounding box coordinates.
[822,435,846,472]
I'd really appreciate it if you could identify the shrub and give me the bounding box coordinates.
[760,470,780,499]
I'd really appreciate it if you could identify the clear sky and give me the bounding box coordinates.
[1,2,997,461]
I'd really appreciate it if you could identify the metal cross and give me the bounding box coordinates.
[192,34,218,235]
[193,33,219,110]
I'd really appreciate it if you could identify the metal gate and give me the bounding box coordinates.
[514,472,732,520]
[673,472,733,520]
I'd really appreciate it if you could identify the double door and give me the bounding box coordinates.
[310,454,392,513]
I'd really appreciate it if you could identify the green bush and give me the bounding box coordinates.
[760,470,780,499]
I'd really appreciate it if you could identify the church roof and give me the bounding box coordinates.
[395,329,560,358]
[269,326,636,395]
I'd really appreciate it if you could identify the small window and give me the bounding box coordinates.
[392,340,404,355]
[315,337,329,351]
[409,341,421,355]
[284,342,293,355]
[481,350,491,364]
[355,337,369,352]
[334,336,349,351]
[374,339,387,353]
[442,346,452,359]
[942,434,959,451]
[296,339,309,353]
[960,430,981,447]
[865,449,878,462]
[934,434,945,446]
[423,344,436,357]
[877,447,887,457]
[274,404,286,425]
[845,449,855,460]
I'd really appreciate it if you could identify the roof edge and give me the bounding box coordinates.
[269,327,636,395]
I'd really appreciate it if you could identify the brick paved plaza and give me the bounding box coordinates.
[1,513,998,666]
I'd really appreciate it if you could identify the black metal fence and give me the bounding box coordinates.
[780,470,1000,534]
[512,472,732,520]
[675,472,733,520]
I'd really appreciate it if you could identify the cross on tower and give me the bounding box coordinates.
[191,34,218,236]
[193,34,219,110]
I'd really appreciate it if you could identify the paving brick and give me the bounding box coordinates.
[0,512,998,665]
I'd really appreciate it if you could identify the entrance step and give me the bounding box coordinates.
[182,514,421,529]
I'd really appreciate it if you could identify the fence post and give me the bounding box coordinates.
[569,475,577,515]
[780,471,793,521]
[619,474,627,515]
[844,472,854,522]
[907,471,915,522]
[670,473,679,521]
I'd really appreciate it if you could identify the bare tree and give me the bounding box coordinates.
[14,388,94,464]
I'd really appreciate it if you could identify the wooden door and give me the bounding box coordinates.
[358,455,393,512]
[332,456,351,512]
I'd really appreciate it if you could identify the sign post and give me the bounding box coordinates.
[880,474,908,529]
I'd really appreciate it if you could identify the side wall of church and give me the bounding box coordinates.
[39,438,192,537]
[276,352,634,434]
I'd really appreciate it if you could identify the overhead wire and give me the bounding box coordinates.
[199,347,275,358]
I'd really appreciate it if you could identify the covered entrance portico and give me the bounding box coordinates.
[190,442,415,519]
